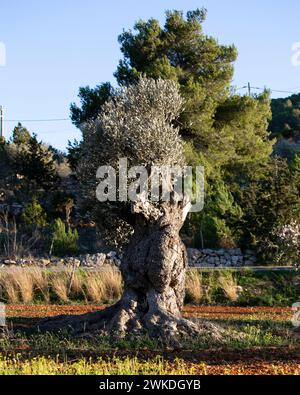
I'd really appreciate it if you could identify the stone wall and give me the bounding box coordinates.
[1,249,257,268]
[0,252,121,268]
[187,248,257,267]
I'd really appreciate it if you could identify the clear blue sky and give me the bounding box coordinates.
[0,0,300,150]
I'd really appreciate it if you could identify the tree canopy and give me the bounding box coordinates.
[69,8,280,254]
[78,77,185,246]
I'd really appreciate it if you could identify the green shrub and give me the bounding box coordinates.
[51,218,78,257]
[21,198,47,228]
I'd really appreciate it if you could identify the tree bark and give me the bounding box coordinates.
[37,195,222,346]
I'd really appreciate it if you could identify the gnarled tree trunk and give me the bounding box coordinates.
[38,196,221,346]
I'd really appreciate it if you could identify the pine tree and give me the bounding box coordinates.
[21,197,48,228]
[15,134,58,190]
[11,123,31,145]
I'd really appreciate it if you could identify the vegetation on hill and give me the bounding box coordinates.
[269,93,300,140]
[0,126,79,257]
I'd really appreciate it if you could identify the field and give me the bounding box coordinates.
[0,268,299,375]
[0,304,299,375]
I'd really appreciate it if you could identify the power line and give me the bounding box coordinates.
[1,85,300,125]
[235,85,299,95]
[269,89,298,94]
[252,87,297,94]
[3,118,70,122]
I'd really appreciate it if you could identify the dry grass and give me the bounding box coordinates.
[0,268,34,303]
[99,266,123,301]
[84,266,122,303]
[0,266,239,306]
[218,272,238,302]
[51,273,69,303]
[0,266,123,305]
[70,271,85,299]
[14,269,34,303]
[185,269,203,304]
[0,267,54,304]
[0,272,19,303]
[29,267,50,303]
[85,273,104,303]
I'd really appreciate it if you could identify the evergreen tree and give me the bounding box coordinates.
[15,134,58,190]
[70,83,114,127]
[239,157,300,263]
[21,197,48,228]
[67,139,82,172]
[0,138,13,182]
[51,218,78,256]
[115,9,236,146]
[11,123,31,145]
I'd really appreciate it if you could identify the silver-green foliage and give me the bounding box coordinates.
[77,77,185,246]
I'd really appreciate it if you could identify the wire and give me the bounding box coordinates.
[270,89,298,94]
[2,85,300,124]
[3,118,70,122]
[234,85,299,95]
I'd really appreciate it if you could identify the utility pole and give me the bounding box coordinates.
[247,82,251,96]
[0,106,3,138]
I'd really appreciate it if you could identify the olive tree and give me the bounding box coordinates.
[40,78,220,344]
